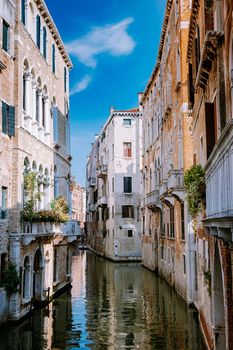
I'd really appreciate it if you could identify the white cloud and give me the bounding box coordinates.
[66,17,136,68]
[70,75,92,95]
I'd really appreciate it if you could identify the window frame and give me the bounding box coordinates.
[122,205,134,218]
[123,142,132,157]
[2,19,10,53]
[123,176,132,194]
[123,118,132,126]
[1,187,8,220]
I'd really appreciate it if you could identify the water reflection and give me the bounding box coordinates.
[0,251,205,349]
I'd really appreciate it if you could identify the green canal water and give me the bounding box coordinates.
[0,251,205,349]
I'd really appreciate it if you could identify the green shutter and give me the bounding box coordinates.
[36,16,41,49]
[21,0,26,25]
[8,106,15,137]
[2,21,9,52]
[2,102,7,134]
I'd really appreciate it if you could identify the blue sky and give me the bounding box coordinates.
[46,0,166,186]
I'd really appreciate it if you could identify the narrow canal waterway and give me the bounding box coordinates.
[0,251,205,349]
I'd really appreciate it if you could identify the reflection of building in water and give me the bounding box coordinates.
[0,291,72,350]
[85,252,204,349]
[71,252,86,298]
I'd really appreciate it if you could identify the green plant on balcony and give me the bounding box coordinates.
[2,262,20,294]
[21,172,69,223]
[184,165,205,219]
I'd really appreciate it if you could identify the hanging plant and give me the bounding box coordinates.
[2,262,20,294]
[184,165,205,219]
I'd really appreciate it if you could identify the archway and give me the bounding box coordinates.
[213,243,226,350]
[33,249,43,302]
[23,256,31,300]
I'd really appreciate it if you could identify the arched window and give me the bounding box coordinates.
[43,27,47,59]
[44,168,50,208]
[32,160,37,173]
[23,256,30,299]
[23,59,29,115]
[36,15,41,49]
[36,77,41,123]
[24,157,30,173]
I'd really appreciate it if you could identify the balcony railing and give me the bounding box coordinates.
[159,179,168,198]
[145,190,161,208]
[205,120,233,222]
[168,169,183,189]
[97,196,108,207]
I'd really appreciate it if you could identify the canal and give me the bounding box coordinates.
[0,251,205,349]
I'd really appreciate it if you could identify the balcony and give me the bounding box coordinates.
[88,203,96,212]
[204,120,233,233]
[97,164,108,178]
[159,179,168,198]
[145,190,161,209]
[98,196,108,207]
[89,178,96,187]
[168,169,184,200]
[13,222,62,245]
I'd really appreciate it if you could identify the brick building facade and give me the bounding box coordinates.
[0,0,74,323]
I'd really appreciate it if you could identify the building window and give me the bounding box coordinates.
[181,202,185,240]
[1,187,8,219]
[123,142,132,157]
[112,177,114,193]
[2,20,10,53]
[36,89,40,122]
[64,67,67,92]
[2,102,15,136]
[161,245,164,260]
[42,96,45,127]
[112,205,114,218]
[127,230,133,238]
[170,206,175,238]
[123,119,131,126]
[123,177,132,193]
[183,254,186,274]
[52,44,56,73]
[0,254,7,287]
[36,15,41,49]
[21,0,26,25]
[43,27,47,59]
[23,74,26,111]
[122,205,134,218]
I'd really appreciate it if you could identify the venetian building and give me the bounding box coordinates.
[71,181,86,234]
[141,0,193,301]
[0,0,74,323]
[187,0,233,349]
[86,107,142,260]
[0,0,16,322]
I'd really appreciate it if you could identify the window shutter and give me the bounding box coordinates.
[8,106,15,136]
[2,102,7,134]
[21,0,26,25]
[43,27,47,59]
[36,16,41,49]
